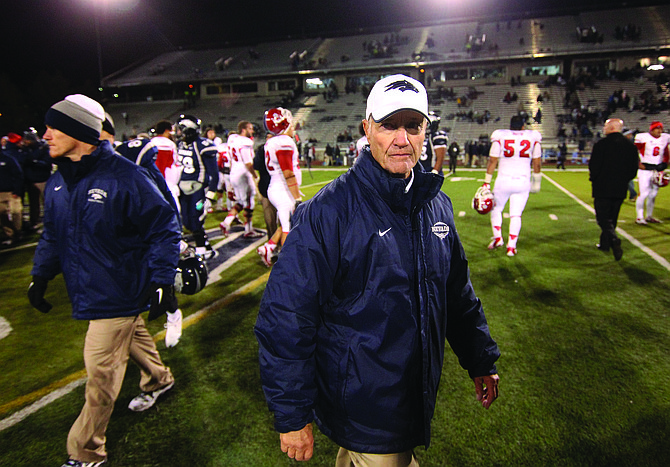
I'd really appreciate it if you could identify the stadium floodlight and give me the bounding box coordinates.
[84,0,138,90]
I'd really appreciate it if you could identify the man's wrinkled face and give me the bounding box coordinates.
[43,126,78,159]
[363,110,425,178]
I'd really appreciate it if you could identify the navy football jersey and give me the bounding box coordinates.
[419,129,448,172]
[177,137,219,193]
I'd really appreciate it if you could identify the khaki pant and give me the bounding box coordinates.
[67,315,173,463]
[336,447,420,467]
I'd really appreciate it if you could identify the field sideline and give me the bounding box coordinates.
[1,167,669,466]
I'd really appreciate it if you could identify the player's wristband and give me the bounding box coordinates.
[205,190,217,201]
[484,173,493,184]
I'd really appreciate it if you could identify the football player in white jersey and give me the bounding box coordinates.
[633,121,670,224]
[256,108,302,267]
[219,121,263,238]
[483,115,542,256]
[152,120,182,211]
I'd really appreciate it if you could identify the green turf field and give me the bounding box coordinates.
[1,167,669,466]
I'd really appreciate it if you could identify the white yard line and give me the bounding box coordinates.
[542,173,670,272]
[0,249,269,433]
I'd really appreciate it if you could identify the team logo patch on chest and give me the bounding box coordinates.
[431,221,449,239]
[87,188,108,204]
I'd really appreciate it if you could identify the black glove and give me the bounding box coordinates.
[147,283,178,321]
[28,276,52,313]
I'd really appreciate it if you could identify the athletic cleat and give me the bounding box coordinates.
[61,458,107,467]
[128,381,174,412]
[165,309,182,348]
[596,243,609,252]
[257,244,273,268]
[219,221,231,236]
[195,246,217,260]
[488,237,504,250]
[645,217,662,224]
[635,218,647,225]
[243,230,264,239]
[612,243,623,261]
[506,247,517,257]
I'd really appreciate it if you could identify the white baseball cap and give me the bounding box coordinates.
[366,74,429,122]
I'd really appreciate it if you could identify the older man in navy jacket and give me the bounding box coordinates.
[29,94,180,467]
[255,75,500,466]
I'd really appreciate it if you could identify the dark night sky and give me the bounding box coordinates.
[0,0,664,88]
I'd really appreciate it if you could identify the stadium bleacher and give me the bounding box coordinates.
[103,3,670,165]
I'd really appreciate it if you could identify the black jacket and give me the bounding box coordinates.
[589,132,639,199]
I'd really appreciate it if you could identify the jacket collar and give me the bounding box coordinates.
[54,140,113,185]
[354,148,444,212]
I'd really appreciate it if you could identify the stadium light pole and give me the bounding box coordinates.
[89,0,136,95]
[95,13,104,90]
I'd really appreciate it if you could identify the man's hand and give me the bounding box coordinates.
[147,283,178,321]
[28,276,52,313]
[280,424,314,461]
[474,374,500,409]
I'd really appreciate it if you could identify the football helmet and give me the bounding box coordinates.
[472,184,495,214]
[264,107,293,135]
[653,170,670,187]
[178,114,201,143]
[174,255,208,295]
[428,112,440,133]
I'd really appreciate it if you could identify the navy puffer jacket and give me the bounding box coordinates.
[255,149,499,453]
[31,141,180,320]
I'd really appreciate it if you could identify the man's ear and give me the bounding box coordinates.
[362,118,370,139]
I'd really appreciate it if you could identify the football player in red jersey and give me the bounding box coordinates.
[633,121,670,224]
[256,108,302,267]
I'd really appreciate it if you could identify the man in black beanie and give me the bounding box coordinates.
[29,94,179,467]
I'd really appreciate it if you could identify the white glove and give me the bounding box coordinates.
[530,173,541,193]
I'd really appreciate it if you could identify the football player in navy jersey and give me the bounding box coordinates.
[418,113,448,174]
[176,114,219,259]
[100,116,184,348]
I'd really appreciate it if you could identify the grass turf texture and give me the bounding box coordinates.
[1,167,670,466]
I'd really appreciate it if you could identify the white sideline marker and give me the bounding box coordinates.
[549,214,558,220]
[458,211,466,217]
